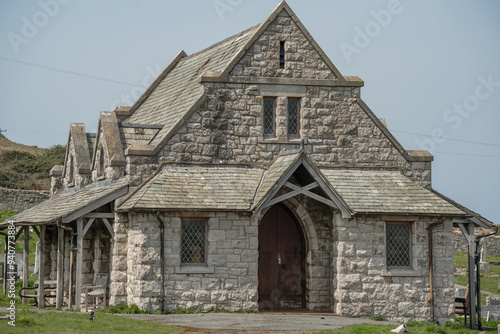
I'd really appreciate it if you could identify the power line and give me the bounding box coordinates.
[390,129,500,148]
[7,129,67,135]
[0,56,138,87]
[434,151,500,158]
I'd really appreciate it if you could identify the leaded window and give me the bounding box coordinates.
[181,219,206,265]
[263,97,275,137]
[287,98,300,138]
[386,223,411,268]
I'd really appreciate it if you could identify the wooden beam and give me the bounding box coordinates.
[56,226,64,309]
[62,186,128,223]
[264,182,319,208]
[83,212,115,219]
[458,223,468,239]
[285,181,338,208]
[300,162,351,218]
[284,181,318,191]
[37,225,46,309]
[468,223,477,329]
[22,226,29,304]
[15,228,23,241]
[33,226,40,238]
[82,218,95,237]
[75,217,83,311]
[101,218,114,238]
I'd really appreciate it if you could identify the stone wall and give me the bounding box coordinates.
[229,9,336,80]
[125,212,259,311]
[0,187,49,212]
[158,83,410,169]
[120,198,337,313]
[454,231,500,258]
[333,217,455,324]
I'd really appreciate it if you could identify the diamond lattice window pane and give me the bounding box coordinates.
[181,220,206,264]
[263,99,274,135]
[386,224,410,267]
[288,99,299,135]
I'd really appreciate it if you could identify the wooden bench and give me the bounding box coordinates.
[83,274,108,312]
[19,282,57,307]
[455,285,470,325]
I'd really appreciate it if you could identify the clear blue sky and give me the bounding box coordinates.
[1,0,499,225]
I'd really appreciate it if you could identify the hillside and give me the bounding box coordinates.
[0,134,65,190]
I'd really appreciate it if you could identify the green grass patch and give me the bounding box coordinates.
[318,320,481,333]
[0,309,181,333]
[0,142,65,190]
[454,251,500,305]
[166,305,258,314]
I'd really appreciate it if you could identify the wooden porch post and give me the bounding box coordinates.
[56,225,64,309]
[75,217,83,311]
[37,225,46,309]
[468,223,477,329]
[22,226,29,304]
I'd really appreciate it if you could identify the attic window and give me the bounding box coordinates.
[279,41,285,69]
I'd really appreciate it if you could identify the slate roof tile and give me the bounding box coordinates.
[126,26,257,146]
[3,179,128,225]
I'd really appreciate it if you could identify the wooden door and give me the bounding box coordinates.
[258,204,306,310]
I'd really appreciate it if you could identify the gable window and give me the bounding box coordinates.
[181,219,207,265]
[279,41,285,69]
[386,222,411,269]
[263,97,276,137]
[287,98,300,138]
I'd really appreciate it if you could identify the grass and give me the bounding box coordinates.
[318,320,483,333]
[0,210,40,274]
[0,309,181,333]
[0,134,65,190]
[454,251,500,306]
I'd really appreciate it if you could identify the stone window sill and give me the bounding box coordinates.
[258,138,303,144]
[175,266,215,274]
[382,269,421,277]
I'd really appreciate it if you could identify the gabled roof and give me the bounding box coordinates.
[2,179,128,226]
[125,26,258,149]
[320,169,466,216]
[122,1,364,156]
[118,151,463,219]
[92,111,126,169]
[252,150,352,218]
[118,164,264,211]
[432,189,495,228]
[219,0,344,81]
[63,123,92,176]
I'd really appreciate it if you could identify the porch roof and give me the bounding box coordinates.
[1,179,128,226]
[118,164,264,211]
[319,169,466,216]
[118,151,467,218]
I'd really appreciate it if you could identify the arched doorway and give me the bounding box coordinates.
[258,203,306,310]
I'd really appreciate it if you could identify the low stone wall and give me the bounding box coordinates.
[0,187,49,212]
[454,231,500,258]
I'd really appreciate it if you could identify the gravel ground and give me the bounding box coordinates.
[116,313,398,333]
